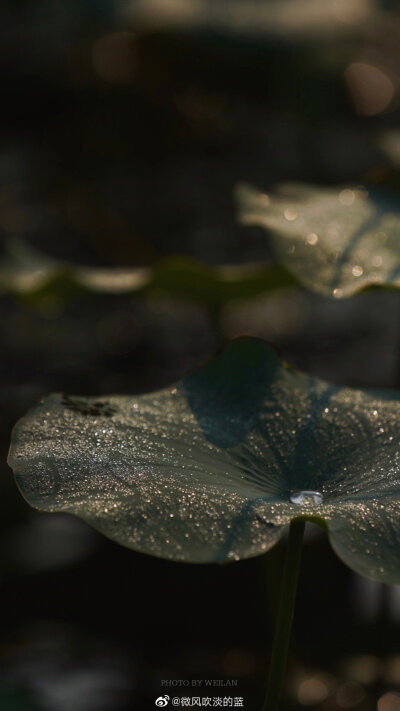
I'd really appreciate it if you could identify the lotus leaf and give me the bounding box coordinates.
[0,239,293,307]
[8,337,400,583]
[237,182,400,297]
[127,0,381,39]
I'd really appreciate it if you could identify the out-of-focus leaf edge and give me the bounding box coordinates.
[0,256,301,307]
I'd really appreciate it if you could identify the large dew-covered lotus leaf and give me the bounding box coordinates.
[236,182,400,298]
[8,337,400,583]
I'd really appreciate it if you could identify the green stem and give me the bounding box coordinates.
[262,519,305,711]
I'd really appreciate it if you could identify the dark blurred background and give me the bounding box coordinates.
[2,1,400,709]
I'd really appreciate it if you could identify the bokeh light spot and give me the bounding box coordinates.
[345,62,394,116]
[378,692,400,711]
[298,676,330,706]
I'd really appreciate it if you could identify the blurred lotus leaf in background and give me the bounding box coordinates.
[0,238,295,307]
[126,0,382,39]
[7,178,400,309]
[237,183,400,297]
[8,337,400,583]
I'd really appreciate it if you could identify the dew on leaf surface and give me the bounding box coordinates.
[8,337,400,583]
[290,491,323,506]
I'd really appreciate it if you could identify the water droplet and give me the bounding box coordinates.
[284,208,298,221]
[333,288,343,298]
[352,265,363,277]
[290,490,323,506]
[306,232,318,245]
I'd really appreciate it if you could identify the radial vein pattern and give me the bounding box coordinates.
[8,338,400,581]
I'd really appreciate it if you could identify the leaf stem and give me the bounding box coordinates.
[262,519,305,711]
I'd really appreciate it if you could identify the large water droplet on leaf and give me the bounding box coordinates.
[290,491,323,506]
